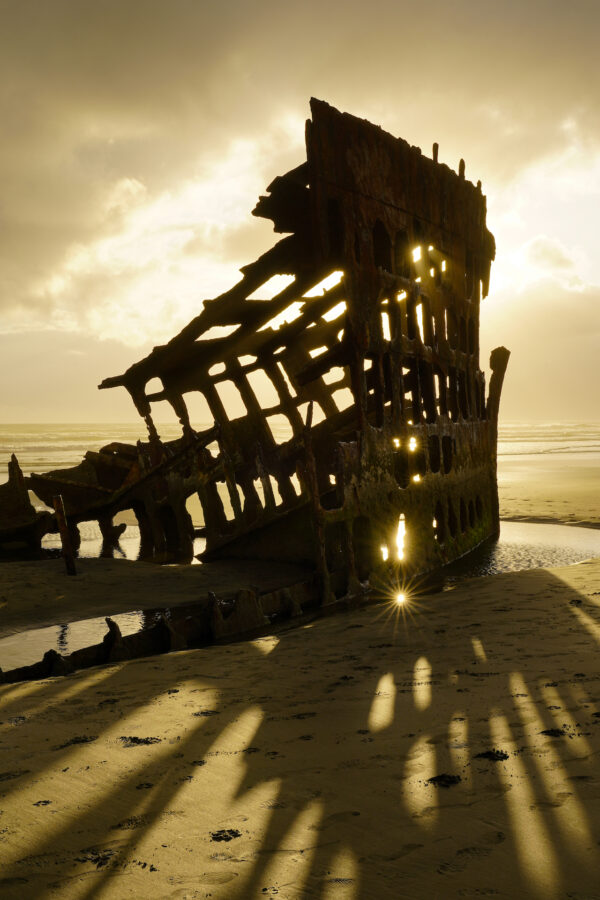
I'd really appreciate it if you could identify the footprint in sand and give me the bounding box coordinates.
[111,814,149,831]
[0,769,30,782]
[318,811,361,829]
[438,845,493,874]
[54,735,97,750]
[168,873,238,895]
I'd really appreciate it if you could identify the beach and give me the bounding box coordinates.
[1,423,600,898]
[1,558,599,899]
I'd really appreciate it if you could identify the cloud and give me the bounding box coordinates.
[1,132,299,344]
[527,237,575,271]
[1,1,598,322]
[1,0,598,421]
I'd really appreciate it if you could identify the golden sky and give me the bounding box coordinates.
[0,0,598,423]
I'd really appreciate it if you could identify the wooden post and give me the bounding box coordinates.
[52,494,77,576]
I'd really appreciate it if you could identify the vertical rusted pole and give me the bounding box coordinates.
[52,494,77,576]
[300,402,334,605]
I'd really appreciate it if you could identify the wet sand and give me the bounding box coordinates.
[1,557,599,899]
[498,452,600,528]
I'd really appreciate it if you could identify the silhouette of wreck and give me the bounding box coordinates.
[1,100,509,605]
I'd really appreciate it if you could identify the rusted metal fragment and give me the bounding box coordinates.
[487,346,511,421]
[253,162,310,234]
[0,455,52,554]
[52,494,77,575]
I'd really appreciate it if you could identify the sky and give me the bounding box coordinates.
[0,0,598,424]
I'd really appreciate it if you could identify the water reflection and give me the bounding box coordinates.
[40,523,205,564]
[0,610,145,671]
[443,520,600,585]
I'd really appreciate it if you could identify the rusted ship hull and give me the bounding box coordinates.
[95,99,509,595]
[1,100,508,597]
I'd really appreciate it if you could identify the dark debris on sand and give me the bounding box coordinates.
[475,749,509,761]
[210,828,242,842]
[75,848,116,869]
[427,773,462,788]
[119,735,161,747]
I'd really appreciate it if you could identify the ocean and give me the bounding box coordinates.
[2,422,600,485]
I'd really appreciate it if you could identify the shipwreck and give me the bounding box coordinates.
[1,99,509,605]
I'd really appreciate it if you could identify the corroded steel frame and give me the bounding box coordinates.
[94,99,509,594]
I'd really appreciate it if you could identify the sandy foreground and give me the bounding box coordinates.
[0,555,599,899]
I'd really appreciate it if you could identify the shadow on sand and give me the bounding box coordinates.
[1,565,600,899]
